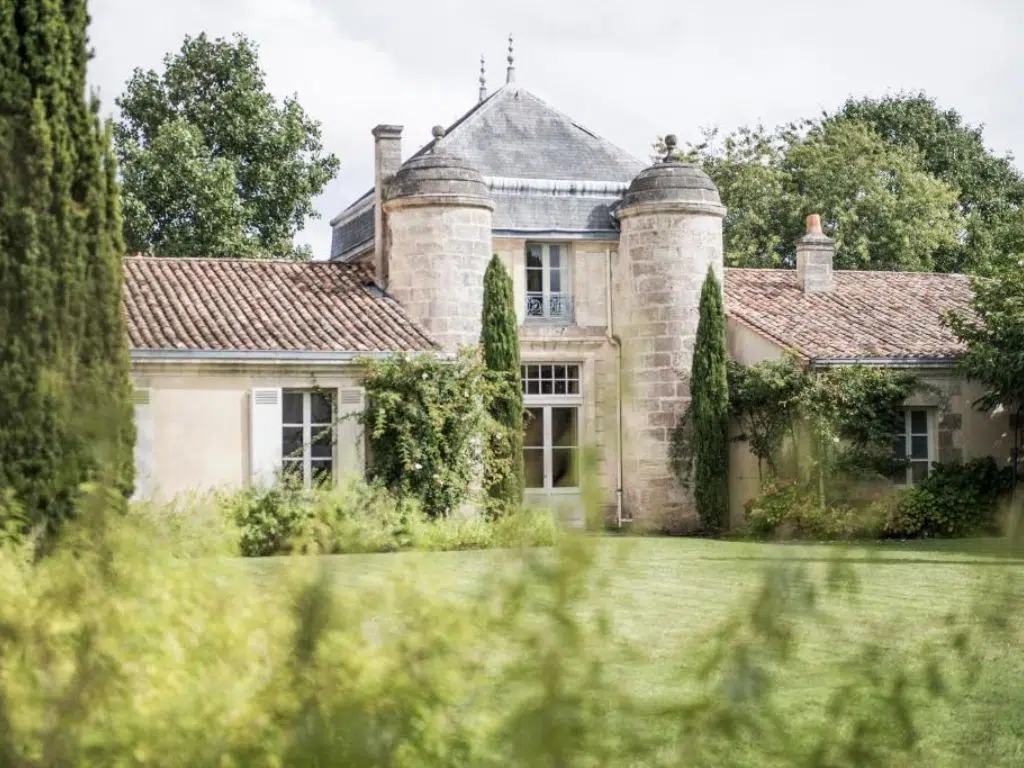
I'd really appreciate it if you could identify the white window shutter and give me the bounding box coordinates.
[250,388,282,488]
[336,387,366,479]
[132,388,154,501]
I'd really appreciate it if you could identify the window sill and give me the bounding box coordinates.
[524,315,576,323]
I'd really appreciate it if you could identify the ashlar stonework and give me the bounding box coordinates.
[384,200,493,351]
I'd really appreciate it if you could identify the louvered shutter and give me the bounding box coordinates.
[250,388,283,487]
[132,388,154,500]
[336,387,366,479]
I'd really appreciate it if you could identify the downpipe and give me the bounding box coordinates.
[606,248,625,528]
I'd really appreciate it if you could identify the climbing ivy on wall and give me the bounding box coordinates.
[671,358,920,510]
[726,359,805,480]
[359,351,517,518]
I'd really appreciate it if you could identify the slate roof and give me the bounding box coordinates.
[123,257,436,354]
[724,268,972,362]
[330,204,374,261]
[330,84,648,258]
[409,86,646,182]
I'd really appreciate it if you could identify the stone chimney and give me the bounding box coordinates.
[796,213,835,294]
[372,124,403,288]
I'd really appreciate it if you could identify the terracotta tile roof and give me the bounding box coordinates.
[723,268,973,361]
[123,257,436,353]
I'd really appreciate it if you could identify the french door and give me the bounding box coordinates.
[524,405,579,492]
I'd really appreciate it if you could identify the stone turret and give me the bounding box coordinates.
[381,127,494,351]
[614,135,726,531]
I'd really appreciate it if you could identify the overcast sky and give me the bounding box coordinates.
[88,0,1023,259]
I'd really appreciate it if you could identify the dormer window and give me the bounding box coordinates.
[525,243,573,321]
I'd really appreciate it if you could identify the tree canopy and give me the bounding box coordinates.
[664,92,1024,274]
[947,254,1024,415]
[114,33,339,259]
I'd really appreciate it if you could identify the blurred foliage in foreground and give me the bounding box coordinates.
[0,483,1021,766]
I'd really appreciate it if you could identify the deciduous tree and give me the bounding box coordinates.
[835,92,1024,274]
[662,93,1023,274]
[115,33,339,259]
[947,258,1024,415]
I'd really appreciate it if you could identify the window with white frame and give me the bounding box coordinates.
[525,243,573,321]
[522,364,581,491]
[281,390,335,488]
[892,408,932,485]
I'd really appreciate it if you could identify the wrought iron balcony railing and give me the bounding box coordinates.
[526,292,574,322]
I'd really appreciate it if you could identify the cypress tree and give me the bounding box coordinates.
[480,254,524,510]
[691,264,730,531]
[0,0,134,537]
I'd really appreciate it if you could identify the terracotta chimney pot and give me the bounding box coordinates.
[806,213,823,236]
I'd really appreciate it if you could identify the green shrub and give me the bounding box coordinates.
[131,492,240,557]
[217,479,560,556]
[413,506,561,551]
[291,479,423,554]
[223,481,307,556]
[884,457,1015,538]
[744,481,886,540]
[361,350,514,518]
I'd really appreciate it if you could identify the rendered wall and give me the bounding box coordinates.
[724,320,1016,527]
[131,364,364,503]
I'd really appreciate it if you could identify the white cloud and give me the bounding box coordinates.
[88,0,1024,260]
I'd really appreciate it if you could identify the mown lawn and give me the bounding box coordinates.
[248,537,1024,765]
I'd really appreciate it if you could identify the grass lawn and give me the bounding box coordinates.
[248,537,1024,765]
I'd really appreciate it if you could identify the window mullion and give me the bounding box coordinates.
[543,405,553,490]
[904,410,911,485]
[303,393,312,489]
[541,246,550,317]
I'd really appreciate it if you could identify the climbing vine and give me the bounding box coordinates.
[359,350,518,518]
[671,358,920,506]
[727,359,805,479]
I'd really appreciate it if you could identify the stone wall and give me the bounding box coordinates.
[614,210,724,531]
[493,237,616,328]
[494,237,623,522]
[385,200,493,351]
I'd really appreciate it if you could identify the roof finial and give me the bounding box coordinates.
[506,34,516,84]
[663,134,678,162]
[431,124,446,151]
[478,54,487,102]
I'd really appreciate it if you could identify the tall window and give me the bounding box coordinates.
[526,243,573,321]
[282,390,335,488]
[522,364,581,491]
[892,408,932,485]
